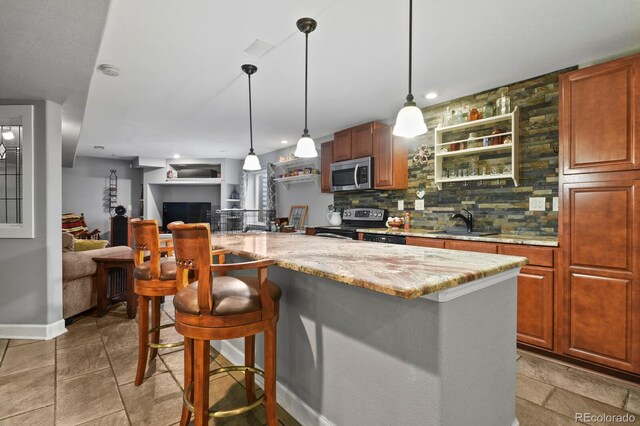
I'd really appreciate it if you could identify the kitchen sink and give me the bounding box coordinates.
[429,230,499,237]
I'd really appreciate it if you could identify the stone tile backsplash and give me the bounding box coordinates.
[334,68,574,236]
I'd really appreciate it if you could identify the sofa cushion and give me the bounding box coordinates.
[74,239,109,252]
[62,246,132,281]
[62,232,74,252]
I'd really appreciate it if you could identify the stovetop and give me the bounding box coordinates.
[316,208,388,231]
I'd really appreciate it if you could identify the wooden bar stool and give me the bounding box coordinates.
[169,223,281,426]
[131,219,184,386]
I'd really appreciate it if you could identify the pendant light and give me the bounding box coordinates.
[242,64,261,171]
[393,0,427,138]
[294,17,318,158]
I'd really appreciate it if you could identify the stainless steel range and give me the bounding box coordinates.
[314,208,406,245]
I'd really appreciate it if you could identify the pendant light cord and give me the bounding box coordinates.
[304,32,309,134]
[408,0,413,97]
[248,73,254,153]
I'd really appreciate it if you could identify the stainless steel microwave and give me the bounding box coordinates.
[330,156,373,192]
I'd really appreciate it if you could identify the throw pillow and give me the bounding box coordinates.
[73,239,109,252]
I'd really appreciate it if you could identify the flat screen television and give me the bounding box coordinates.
[162,202,211,231]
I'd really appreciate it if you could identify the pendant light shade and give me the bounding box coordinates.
[241,64,262,171]
[295,17,318,158]
[393,0,427,138]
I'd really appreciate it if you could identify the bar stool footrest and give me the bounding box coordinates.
[147,323,184,349]
[183,366,265,418]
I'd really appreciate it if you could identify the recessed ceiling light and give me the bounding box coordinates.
[94,145,105,150]
[281,140,288,144]
[425,92,438,99]
[97,64,120,77]
[172,154,180,159]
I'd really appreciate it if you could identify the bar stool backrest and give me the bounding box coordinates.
[131,219,162,279]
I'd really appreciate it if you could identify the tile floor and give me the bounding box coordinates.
[0,301,300,426]
[1,300,639,425]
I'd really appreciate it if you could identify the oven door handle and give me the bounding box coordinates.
[354,164,360,189]
[315,233,354,240]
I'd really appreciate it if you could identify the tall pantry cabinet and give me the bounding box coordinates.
[559,53,640,373]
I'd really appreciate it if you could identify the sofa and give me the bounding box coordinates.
[62,232,132,319]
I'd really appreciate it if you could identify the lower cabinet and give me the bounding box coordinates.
[406,237,557,351]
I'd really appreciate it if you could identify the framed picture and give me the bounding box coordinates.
[288,205,308,231]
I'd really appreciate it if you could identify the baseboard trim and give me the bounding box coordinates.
[211,340,335,426]
[0,319,67,340]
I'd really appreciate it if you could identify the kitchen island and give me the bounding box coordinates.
[209,233,527,426]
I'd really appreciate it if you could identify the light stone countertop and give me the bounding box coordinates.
[210,233,527,299]
[358,228,559,247]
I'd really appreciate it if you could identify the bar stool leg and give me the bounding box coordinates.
[245,335,256,403]
[193,339,210,426]
[180,337,193,426]
[264,324,277,426]
[150,296,161,359]
[135,295,149,386]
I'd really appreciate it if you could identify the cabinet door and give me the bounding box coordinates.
[321,141,333,193]
[560,54,640,174]
[373,126,393,187]
[333,129,352,162]
[517,266,554,349]
[445,240,498,253]
[406,236,445,248]
[352,123,373,159]
[561,179,640,372]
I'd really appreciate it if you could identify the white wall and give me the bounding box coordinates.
[62,156,143,241]
[0,100,64,335]
[257,145,334,227]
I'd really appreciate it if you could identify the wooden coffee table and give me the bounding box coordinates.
[93,249,136,319]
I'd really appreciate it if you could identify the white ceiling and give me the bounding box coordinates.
[2,1,639,164]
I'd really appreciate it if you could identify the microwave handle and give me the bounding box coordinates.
[354,164,360,189]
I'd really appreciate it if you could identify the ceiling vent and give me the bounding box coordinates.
[244,39,275,57]
[97,64,120,77]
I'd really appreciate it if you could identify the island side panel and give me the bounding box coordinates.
[215,257,517,426]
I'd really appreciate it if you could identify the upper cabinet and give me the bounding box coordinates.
[332,121,383,162]
[321,141,333,193]
[560,53,640,175]
[373,125,408,190]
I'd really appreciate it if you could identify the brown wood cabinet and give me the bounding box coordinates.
[560,53,640,175]
[333,129,352,162]
[559,53,640,375]
[321,141,333,193]
[332,121,383,163]
[373,126,408,190]
[406,237,558,352]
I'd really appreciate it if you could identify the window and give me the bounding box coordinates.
[245,170,268,225]
[0,105,34,238]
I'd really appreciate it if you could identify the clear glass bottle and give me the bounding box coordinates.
[496,87,511,115]
[483,101,494,118]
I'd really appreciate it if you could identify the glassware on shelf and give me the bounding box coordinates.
[483,137,490,147]
[468,108,481,121]
[449,169,457,179]
[480,166,487,176]
[483,101,494,118]
[490,128,504,146]
[503,164,512,174]
[503,136,512,145]
[490,166,499,175]
[442,169,448,178]
[468,132,478,148]
[496,87,511,115]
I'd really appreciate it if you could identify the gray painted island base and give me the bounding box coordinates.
[213,257,520,426]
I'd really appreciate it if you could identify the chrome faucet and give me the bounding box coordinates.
[451,209,473,233]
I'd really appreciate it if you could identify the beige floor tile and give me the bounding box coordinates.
[57,340,110,380]
[119,372,183,426]
[516,397,581,426]
[0,339,55,377]
[100,321,140,353]
[627,390,640,415]
[57,318,102,349]
[95,303,131,329]
[0,404,54,426]
[161,349,225,388]
[516,374,555,405]
[56,368,123,426]
[0,365,55,420]
[213,351,247,385]
[545,388,635,425]
[107,344,168,386]
[277,404,301,426]
[205,374,267,425]
[78,410,130,425]
[0,339,7,364]
[518,353,628,408]
[7,339,40,347]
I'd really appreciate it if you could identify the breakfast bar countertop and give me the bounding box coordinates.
[209,233,526,299]
[358,228,559,247]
